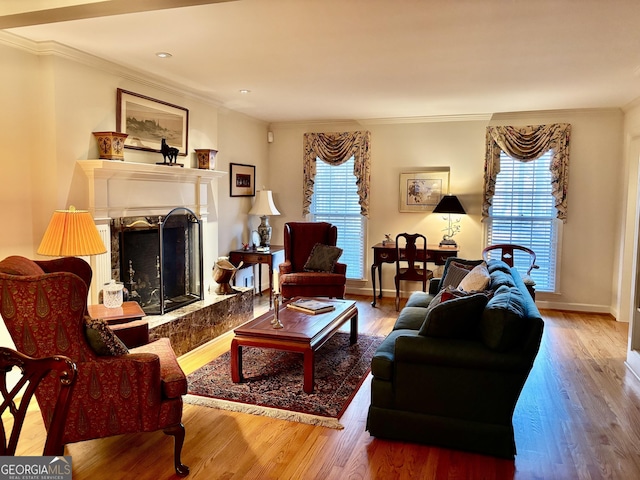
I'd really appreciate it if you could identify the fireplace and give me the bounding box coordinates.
[112,207,203,315]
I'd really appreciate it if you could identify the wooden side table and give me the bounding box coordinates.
[87,301,149,348]
[228,246,284,307]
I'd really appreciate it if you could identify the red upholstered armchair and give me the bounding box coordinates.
[0,256,188,476]
[279,222,347,299]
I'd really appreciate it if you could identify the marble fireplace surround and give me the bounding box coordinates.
[78,160,252,355]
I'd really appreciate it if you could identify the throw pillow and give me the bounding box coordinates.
[459,262,491,292]
[440,262,474,289]
[85,316,129,356]
[303,243,343,272]
[418,293,489,339]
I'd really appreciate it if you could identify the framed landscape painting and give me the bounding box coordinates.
[230,163,256,197]
[116,89,189,155]
[399,167,450,212]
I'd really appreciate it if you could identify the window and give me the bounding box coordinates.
[310,156,365,280]
[485,151,560,292]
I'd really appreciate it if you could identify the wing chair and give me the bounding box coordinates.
[279,222,347,299]
[0,256,189,476]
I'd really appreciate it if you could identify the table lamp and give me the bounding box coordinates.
[37,206,107,257]
[248,190,280,248]
[432,195,466,247]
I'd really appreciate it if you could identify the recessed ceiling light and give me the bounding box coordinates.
[156,52,172,58]
[239,89,251,94]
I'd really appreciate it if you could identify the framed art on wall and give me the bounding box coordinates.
[116,88,189,156]
[399,167,450,212]
[230,163,256,197]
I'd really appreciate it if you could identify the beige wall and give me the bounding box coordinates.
[269,110,624,313]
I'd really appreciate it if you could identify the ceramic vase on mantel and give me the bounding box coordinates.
[93,131,128,161]
[195,148,217,169]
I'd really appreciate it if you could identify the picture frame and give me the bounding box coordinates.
[399,167,450,212]
[229,163,256,197]
[116,88,189,156]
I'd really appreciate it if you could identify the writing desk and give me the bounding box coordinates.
[370,243,459,306]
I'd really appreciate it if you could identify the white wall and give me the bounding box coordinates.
[269,109,623,313]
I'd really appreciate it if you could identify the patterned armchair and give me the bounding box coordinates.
[0,256,188,476]
[279,222,347,299]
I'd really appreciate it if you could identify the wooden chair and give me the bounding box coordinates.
[394,233,433,311]
[0,347,77,456]
[482,244,539,299]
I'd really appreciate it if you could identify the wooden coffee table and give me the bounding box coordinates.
[230,298,358,393]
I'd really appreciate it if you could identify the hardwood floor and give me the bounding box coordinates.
[9,295,640,479]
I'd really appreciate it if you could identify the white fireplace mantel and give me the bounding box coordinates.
[78,160,226,219]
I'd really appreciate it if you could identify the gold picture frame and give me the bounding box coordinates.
[116,89,189,156]
[399,167,450,212]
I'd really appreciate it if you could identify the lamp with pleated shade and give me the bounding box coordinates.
[37,206,107,257]
[432,195,466,248]
[248,190,280,248]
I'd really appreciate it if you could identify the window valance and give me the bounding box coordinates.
[483,124,571,222]
[303,131,371,217]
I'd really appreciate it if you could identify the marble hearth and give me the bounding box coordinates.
[148,287,253,357]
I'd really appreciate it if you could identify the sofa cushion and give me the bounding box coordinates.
[404,291,434,308]
[489,269,517,289]
[85,317,129,356]
[0,256,46,276]
[459,262,490,292]
[303,243,343,272]
[418,293,489,339]
[481,285,527,352]
[438,258,484,291]
[394,307,429,331]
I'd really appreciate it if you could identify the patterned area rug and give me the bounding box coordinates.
[185,332,384,429]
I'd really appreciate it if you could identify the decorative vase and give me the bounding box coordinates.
[195,149,218,169]
[93,131,128,160]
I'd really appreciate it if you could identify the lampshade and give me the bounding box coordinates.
[433,195,466,215]
[37,206,107,257]
[249,190,281,216]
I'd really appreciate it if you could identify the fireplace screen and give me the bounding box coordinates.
[113,207,203,315]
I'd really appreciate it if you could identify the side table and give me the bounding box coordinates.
[87,301,149,348]
[228,246,284,307]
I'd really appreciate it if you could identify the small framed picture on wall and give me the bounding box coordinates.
[399,167,450,212]
[229,163,256,197]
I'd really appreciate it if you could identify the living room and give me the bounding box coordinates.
[2,1,640,478]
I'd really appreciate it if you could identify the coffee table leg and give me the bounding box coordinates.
[230,339,243,383]
[303,349,315,393]
[350,312,358,345]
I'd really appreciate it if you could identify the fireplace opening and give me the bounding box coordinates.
[112,207,203,315]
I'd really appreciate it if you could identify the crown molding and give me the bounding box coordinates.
[0,30,222,108]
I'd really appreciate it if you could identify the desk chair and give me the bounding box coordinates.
[395,233,433,311]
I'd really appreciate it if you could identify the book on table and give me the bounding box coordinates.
[286,298,336,314]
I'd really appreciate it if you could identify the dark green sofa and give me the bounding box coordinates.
[366,258,544,459]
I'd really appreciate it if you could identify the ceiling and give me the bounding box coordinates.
[4,0,640,123]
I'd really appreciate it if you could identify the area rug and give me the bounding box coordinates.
[184,332,384,429]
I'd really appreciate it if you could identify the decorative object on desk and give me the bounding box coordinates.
[249,189,281,247]
[195,148,217,169]
[242,242,249,251]
[213,258,243,295]
[432,194,466,247]
[251,231,261,250]
[37,206,107,257]
[103,280,124,308]
[286,298,336,315]
[93,131,128,160]
[399,167,450,212]
[230,163,256,197]
[116,88,189,156]
[157,138,183,167]
[185,332,384,429]
[382,233,395,246]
